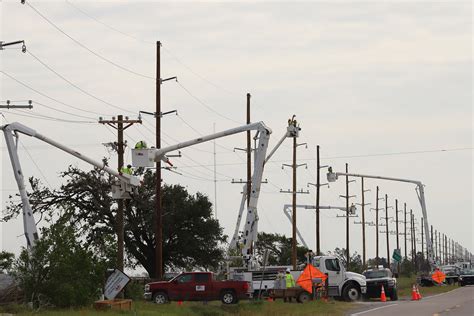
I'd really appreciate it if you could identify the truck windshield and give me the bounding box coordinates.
[363,270,390,279]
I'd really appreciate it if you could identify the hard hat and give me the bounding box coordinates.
[286,268,291,272]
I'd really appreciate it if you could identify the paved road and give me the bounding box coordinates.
[349,286,474,316]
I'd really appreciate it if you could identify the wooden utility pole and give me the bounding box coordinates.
[281,129,308,270]
[316,145,321,255]
[404,204,407,260]
[435,229,438,264]
[99,115,141,272]
[431,225,434,263]
[345,163,350,266]
[411,211,416,271]
[421,217,424,261]
[360,177,369,267]
[385,194,390,268]
[395,199,400,273]
[155,40,163,280]
[246,93,251,207]
[375,186,380,265]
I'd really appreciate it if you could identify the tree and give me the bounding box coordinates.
[0,251,14,273]
[4,166,226,277]
[12,218,106,308]
[329,248,363,273]
[255,232,309,266]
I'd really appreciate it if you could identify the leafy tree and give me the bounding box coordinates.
[329,248,363,273]
[0,251,14,273]
[4,166,226,277]
[255,232,309,266]
[12,218,106,308]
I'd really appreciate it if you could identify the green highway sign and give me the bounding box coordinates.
[392,249,402,262]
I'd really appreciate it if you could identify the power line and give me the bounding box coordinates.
[24,1,154,80]
[64,0,154,45]
[26,49,135,114]
[1,70,105,116]
[64,1,241,97]
[5,109,95,124]
[34,101,96,120]
[176,80,243,125]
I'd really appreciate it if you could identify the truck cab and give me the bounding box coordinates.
[312,256,366,301]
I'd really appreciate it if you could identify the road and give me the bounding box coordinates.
[349,286,474,316]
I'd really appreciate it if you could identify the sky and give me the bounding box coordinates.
[1,0,472,268]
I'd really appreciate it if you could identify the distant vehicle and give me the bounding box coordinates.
[440,265,460,285]
[144,272,251,304]
[455,262,472,271]
[362,267,398,301]
[458,269,474,286]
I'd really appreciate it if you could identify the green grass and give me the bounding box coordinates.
[0,299,355,316]
[396,276,458,297]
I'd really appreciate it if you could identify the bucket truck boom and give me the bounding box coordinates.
[1,122,140,249]
[132,121,296,268]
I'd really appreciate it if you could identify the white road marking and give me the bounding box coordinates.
[350,303,398,316]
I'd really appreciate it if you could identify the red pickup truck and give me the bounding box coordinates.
[144,272,252,304]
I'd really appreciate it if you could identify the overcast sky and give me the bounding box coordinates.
[1,0,472,267]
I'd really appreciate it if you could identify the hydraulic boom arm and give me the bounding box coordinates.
[1,122,140,249]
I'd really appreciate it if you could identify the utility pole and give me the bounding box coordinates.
[395,199,400,273]
[373,186,383,266]
[339,163,356,267]
[316,145,321,255]
[421,217,424,261]
[431,225,434,263]
[404,204,407,260]
[155,41,163,280]
[358,178,370,267]
[411,211,417,271]
[281,127,307,270]
[246,93,251,207]
[213,123,217,218]
[154,41,177,279]
[99,115,141,272]
[385,194,390,268]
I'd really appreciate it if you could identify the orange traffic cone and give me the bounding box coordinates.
[177,300,183,306]
[416,285,422,300]
[380,285,387,302]
[411,285,418,301]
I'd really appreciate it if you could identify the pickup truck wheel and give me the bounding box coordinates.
[221,290,237,304]
[297,291,311,303]
[342,284,361,302]
[153,292,168,304]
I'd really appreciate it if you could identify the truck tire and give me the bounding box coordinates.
[447,278,454,285]
[221,290,237,304]
[297,291,311,303]
[390,289,398,301]
[153,291,169,304]
[342,284,361,302]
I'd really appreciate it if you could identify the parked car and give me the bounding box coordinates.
[458,269,474,286]
[144,272,252,304]
[362,267,398,301]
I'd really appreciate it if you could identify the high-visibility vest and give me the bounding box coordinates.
[121,167,132,175]
[135,141,147,149]
[285,273,295,288]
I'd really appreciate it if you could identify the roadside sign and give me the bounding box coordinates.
[104,269,131,300]
[392,249,402,262]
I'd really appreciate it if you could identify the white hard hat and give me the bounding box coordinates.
[286,268,291,272]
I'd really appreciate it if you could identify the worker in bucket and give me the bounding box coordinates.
[121,164,133,175]
[135,140,147,149]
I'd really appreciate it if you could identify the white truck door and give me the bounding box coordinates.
[324,258,344,295]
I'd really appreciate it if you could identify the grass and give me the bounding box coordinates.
[0,299,355,316]
[397,276,458,297]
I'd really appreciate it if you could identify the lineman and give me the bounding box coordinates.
[286,268,295,288]
[121,164,133,175]
[135,140,147,149]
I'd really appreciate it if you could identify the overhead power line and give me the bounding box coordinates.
[24,1,154,80]
[4,109,95,124]
[26,49,135,114]
[1,70,105,116]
